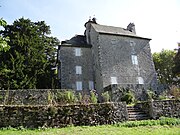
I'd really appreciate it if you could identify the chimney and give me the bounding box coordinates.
[84,17,97,44]
[127,23,136,34]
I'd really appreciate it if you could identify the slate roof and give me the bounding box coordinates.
[91,23,150,40]
[63,35,87,45]
[61,35,91,47]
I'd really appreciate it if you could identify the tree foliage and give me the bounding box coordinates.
[0,18,10,52]
[173,47,180,76]
[153,49,177,85]
[0,18,60,89]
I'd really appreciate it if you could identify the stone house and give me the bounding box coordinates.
[58,18,157,98]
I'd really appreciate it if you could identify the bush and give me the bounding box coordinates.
[77,92,82,103]
[101,91,110,102]
[90,90,98,104]
[169,85,180,100]
[55,90,77,104]
[121,89,135,104]
[157,90,169,100]
[146,89,156,100]
[47,91,55,105]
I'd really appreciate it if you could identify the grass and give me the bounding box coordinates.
[0,117,180,135]
[0,125,179,135]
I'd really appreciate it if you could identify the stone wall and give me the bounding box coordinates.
[0,89,72,105]
[0,102,128,128]
[89,27,104,94]
[97,34,157,90]
[104,84,149,101]
[135,100,180,119]
[59,45,94,91]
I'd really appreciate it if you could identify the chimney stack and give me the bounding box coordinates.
[127,23,136,34]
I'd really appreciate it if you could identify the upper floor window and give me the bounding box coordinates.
[111,77,117,84]
[76,81,82,90]
[76,66,82,74]
[75,48,81,56]
[131,55,138,65]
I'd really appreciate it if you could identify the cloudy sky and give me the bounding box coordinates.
[1,0,180,52]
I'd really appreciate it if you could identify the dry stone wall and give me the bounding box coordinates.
[135,100,180,119]
[0,89,61,105]
[0,102,128,128]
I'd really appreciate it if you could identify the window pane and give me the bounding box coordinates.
[75,48,81,56]
[76,81,82,90]
[131,55,138,65]
[89,81,94,90]
[111,77,117,84]
[138,77,144,84]
[76,66,82,74]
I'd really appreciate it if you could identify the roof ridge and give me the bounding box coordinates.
[91,23,150,40]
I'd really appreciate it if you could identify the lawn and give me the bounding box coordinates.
[0,117,180,135]
[0,125,179,135]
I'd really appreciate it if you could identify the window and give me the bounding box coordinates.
[89,81,94,90]
[75,48,81,56]
[131,55,138,65]
[76,81,82,90]
[76,66,82,74]
[111,39,117,44]
[137,77,144,84]
[111,77,117,84]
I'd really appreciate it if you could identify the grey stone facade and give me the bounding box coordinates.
[58,35,94,92]
[58,18,157,96]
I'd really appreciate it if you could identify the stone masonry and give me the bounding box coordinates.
[58,18,157,98]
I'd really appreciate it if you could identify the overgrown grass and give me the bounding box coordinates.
[0,117,180,135]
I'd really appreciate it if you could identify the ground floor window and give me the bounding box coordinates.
[76,81,82,90]
[89,81,94,90]
[137,77,144,84]
[111,77,117,84]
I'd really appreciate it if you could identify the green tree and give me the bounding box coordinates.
[153,49,177,85]
[0,18,60,89]
[173,47,180,77]
[0,18,10,52]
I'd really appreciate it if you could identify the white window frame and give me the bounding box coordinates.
[89,81,94,90]
[137,77,144,84]
[76,81,82,90]
[131,55,138,65]
[111,77,117,84]
[76,66,82,74]
[75,48,81,56]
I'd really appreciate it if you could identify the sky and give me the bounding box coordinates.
[0,0,180,53]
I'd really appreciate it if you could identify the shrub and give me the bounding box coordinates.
[101,91,110,102]
[47,91,55,105]
[65,91,76,103]
[158,90,168,100]
[77,92,82,103]
[121,89,135,104]
[55,90,77,105]
[169,85,180,100]
[146,89,156,100]
[90,90,98,104]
